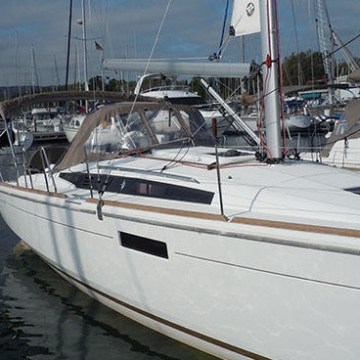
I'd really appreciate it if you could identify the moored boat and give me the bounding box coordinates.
[63,113,86,143]
[1,1,360,359]
[1,99,360,359]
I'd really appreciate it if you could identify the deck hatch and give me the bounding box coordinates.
[119,232,168,258]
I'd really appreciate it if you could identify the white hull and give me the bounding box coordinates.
[237,114,313,134]
[137,81,232,137]
[63,114,86,143]
[13,0,355,356]
[1,153,360,360]
[1,95,360,359]
[30,107,64,133]
[63,126,79,143]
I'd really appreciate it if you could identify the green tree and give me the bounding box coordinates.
[282,51,325,86]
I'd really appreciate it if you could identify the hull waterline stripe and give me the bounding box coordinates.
[45,260,271,360]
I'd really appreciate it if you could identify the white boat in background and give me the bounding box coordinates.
[1,2,360,360]
[300,97,360,169]
[0,121,33,154]
[31,107,64,133]
[12,128,33,151]
[234,96,314,135]
[0,121,33,181]
[26,107,68,142]
[63,114,86,143]
[135,74,205,105]
[135,73,234,136]
[283,97,313,132]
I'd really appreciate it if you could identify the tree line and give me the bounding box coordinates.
[2,50,358,102]
[95,50,357,95]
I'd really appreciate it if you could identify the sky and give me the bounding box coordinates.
[0,0,359,87]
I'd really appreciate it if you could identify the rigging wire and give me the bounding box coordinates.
[218,0,231,59]
[324,32,360,60]
[209,0,232,61]
[127,0,173,127]
[290,0,304,86]
[160,140,191,172]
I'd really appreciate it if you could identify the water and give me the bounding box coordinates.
[0,218,219,360]
[0,153,218,360]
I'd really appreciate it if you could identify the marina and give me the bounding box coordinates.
[0,0,360,359]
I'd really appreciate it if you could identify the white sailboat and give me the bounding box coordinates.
[63,113,86,142]
[134,73,235,137]
[300,97,360,169]
[0,123,33,153]
[1,2,360,360]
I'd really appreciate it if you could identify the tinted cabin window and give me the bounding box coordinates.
[60,172,214,204]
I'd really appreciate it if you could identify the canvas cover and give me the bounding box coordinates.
[321,98,360,157]
[55,102,213,171]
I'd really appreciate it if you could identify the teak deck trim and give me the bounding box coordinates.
[88,198,360,238]
[1,183,359,238]
[87,198,226,221]
[0,182,67,199]
[231,216,360,238]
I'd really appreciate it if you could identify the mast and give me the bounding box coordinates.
[331,30,359,73]
[15,32,22,96]
[315,0,334,105]
[81,0,89,112]
[65,0,73,90]
[290,0,303,85]
[260,0,282,160]
[31,45,40,94]
[54,55,60,90]
[81,0,89,93]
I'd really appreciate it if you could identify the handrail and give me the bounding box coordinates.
[97,164,200,183]
[4,119,19,185]
[40,147,57,193]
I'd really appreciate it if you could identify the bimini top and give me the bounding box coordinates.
[56,101,215,171]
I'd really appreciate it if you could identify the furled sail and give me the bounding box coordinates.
[102,59,249,78]
[230,0,260,36]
